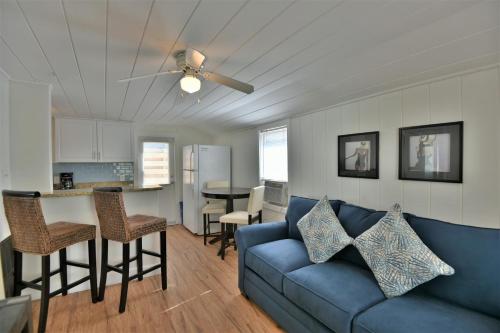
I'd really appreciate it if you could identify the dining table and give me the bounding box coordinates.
[201,187,251,255]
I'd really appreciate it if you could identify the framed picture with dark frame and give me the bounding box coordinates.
[399,121,463,183]
[338,131,379,179]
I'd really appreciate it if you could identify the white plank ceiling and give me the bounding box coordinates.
[0,0,498,132]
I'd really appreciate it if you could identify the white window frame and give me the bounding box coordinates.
[259,125,288,182]
[136,136,175,186]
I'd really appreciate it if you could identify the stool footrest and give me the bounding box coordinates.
[141,249,161,258]
[107,265,123,274]
[129,264,161,281]
[29,268,61,285]
[66,260,90,269]
[20,280,42,291]
[115,255,138,267]
[50,275,90,297]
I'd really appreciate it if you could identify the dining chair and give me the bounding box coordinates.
[2,190,98,333]
[202,180,229,245]
[93,187,167,313]
[219,186,265,259]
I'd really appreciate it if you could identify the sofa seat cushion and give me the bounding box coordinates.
[283,261,385,333]
[353,293,500,333]
[245,239,312,293]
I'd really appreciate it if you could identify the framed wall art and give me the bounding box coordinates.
[399,121,463,183]
[338,131,379,179]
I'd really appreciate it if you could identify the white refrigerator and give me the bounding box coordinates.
[182,144,231,234]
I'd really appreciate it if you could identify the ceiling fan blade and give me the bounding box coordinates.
[202,71,254,94]
[118,70,182,83]
[185,48,206,70]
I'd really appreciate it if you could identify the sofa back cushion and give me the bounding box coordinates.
[408,216,500,318]
[286,196,343,241]
[334,205,382,268]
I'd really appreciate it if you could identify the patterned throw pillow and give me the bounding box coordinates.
[297,195,353,263]
[353,203,454,298]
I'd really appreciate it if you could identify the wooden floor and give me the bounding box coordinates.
[32,225,283,333]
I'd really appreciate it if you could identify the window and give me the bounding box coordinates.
[138,138,174,186]
[259,126,288,182]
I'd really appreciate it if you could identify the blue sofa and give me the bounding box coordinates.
[235,196,500,333]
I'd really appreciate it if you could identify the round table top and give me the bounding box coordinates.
[201,187,251,199]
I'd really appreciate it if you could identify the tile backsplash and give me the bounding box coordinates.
[53,162,134,183]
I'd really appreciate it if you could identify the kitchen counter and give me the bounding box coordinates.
[41,185,163,198]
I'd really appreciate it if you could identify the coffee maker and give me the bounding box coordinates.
[60,172,74,190]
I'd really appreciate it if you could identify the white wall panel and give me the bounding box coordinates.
[402,85,429,126]
[428,76,462,222]
[0,70,11,241]
[401,85,430,216]
[288,66,500,228]
[300,114,314,198]
[288,118,300,197]
[359,97,379,132]
[429,77,461,123]
[312,111,327,198]
[359,179,379,210]
[379,91,402,209]
[325,107,341,199]
[341,103,359,134]
[461,69,499,228]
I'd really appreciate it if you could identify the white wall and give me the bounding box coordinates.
[9,81,52,192]
[0,69,9,300]
[213,127,287,222]
[288,66,500,229]
[133,124,215,224]
[214,128,260,211]
[0,69,10,241]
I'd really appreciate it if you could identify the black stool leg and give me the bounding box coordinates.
[119,243,130,313]
[234,225,238,251]
[259,210,263,224]
[98,238,108,302]
[13,251,22,296]
[39,255,50,333]
[136,238,143,281]
[58,248,68,296]
[88,239,98,303]
[203,214,207,245]
[207,214,211,235]
[160,231,167,290]
[220,223,226,260]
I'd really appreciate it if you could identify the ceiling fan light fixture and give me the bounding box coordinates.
[180,74,201,94]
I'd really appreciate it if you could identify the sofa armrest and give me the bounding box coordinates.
[235,221,288,293]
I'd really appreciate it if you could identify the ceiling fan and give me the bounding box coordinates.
[118,48,254,94]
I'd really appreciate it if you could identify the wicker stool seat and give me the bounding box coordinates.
[128,215,167,241]
[93,187,167,314]
[2,190,98,333]
[47,222,96,253]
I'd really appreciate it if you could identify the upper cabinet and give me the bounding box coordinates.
[55,118,97,162]
[54,118,133,163]
[97,121,133,162]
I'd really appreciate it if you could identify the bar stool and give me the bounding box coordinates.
[202,180,229,245]
[93,187,167,313]
[2,190,98,333]
[219,186,265,260]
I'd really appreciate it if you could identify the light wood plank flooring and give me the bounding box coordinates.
[31,225,283,332]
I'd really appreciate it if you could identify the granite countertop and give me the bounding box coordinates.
[41,185,163,198]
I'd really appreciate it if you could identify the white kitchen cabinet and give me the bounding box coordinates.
[55,118,97,162]
[54,118,133,162]
[97,121,133,162]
